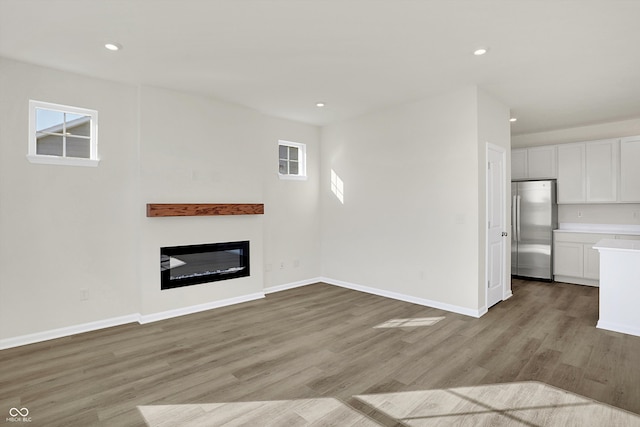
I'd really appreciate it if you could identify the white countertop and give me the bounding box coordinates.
[555,223,640,235]
[593,238,640,252]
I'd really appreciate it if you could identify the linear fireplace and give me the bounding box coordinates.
[160,241,250,290]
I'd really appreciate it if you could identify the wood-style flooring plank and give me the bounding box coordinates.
[1,280,640,426]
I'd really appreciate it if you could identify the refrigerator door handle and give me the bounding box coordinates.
[516,195,522,242]
[512,195,518,241]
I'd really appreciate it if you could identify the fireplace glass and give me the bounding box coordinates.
[160,241,250,290]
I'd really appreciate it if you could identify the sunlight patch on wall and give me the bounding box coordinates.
[330,169,344,204]
[373,316,446,328]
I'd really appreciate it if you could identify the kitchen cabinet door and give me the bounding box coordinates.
[557,143,586,203]
[528,145,557,179]
[583,244,601,280]
[585,139,618,202]
[620,136,640,202]
[554,242,584,277]
[554,231,615,285]
[512,149,527,180]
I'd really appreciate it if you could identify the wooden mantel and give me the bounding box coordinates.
[146,203,264,217]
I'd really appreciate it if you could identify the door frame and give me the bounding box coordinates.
[485,142,510,312]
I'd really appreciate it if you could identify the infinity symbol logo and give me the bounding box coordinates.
[9,407,29,417]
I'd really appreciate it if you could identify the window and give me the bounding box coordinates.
[278,140,306,180]
[28,100,99,167]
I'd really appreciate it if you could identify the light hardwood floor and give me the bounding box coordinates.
[1,279,640,426]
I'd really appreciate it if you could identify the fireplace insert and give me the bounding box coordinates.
[160,241,250,290]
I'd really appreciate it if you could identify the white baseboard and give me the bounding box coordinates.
[1,278,487,350]
[138,292,265,324]
[554,275,599,287]
[1,293,266,350]
[597,320,640,338]
[320,276,484,318]
[0,314,139,350]
[263,277,322,294]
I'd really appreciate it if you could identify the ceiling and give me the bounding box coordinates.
[1,0,640,135]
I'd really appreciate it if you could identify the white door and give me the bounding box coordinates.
[487,144,506,309]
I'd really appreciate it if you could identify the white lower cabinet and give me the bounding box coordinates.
[554,232,615,286]
[554,231,640,285]
[554,242,584,278]
[583,245,601,280]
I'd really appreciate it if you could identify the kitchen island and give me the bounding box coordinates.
[593,239,640,337]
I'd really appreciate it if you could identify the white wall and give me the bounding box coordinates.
[558,204,640,225]
[477,89,512,308]
[138,85,321,315]
[320,86,509,314]
[261,118,321,289]
[138,86,266,315]
[0,58,140,338]
[0,58,321,343]
[0,56,509,344]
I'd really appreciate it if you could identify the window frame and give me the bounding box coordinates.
[278,140,307,180]
[27,100,99,167]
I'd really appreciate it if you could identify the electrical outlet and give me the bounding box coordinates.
[279,261,285,269]
[578,211,583,218]
[80,288,89,301]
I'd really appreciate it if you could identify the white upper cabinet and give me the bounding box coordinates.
[519,135,636,204]
[620,136,640,202]
[527,145,557,179]
[511,146,556,180]
[511,148,527,180]
[557,143,586,203]
[557,139,619,204]
[585,139,618,203]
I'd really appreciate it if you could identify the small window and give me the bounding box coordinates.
[28,100,99,167]
[278,140,307,180]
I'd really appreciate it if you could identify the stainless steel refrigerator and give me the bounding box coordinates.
[511,180,558,280]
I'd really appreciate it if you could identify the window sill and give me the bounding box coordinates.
[278,173,308,181]
[27,155,100,167]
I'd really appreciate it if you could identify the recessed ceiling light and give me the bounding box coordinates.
[316,102,325,107]
[510,117,517,122]
[473,48,488,56]
[104,43,122,51]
